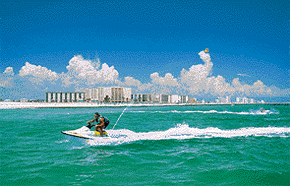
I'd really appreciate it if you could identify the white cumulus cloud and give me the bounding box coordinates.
[150,72,178,86]
[179,51,213,94]
[66,55,100,78]
[1,67,15,87]
[96,63,119,83]
[139,72,180,94]
[19,62,59,81]
[180,51,213,84]
[1,51,288,100]
[62,55,120,88]
[177,50,285,98]
[3,67,14,76]
[124,76,141,87]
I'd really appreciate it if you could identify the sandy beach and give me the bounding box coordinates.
[1,101,287,109]
[0,102,192,109]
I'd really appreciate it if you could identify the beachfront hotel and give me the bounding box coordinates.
[45,87,132,103]
[46,87,190,104]
[131,93,189,104]
[45,92,85,103]
[235,97,263,104]
[85,87,132,103]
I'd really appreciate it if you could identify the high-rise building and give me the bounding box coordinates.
[85,87,132,103]
[84,88,99,102]
[123,88,132,103]
[111,87,123,103]
[160,94,169,103]
[170,95,180,103]
[46,92,85,102]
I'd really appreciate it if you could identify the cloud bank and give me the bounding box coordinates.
[1,52,288,100]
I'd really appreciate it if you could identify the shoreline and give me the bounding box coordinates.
[0,102,289,109]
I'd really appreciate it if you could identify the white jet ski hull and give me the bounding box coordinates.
[61,126,108,139]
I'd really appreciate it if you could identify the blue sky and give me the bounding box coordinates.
[1,0,289,101]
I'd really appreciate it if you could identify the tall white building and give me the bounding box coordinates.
[111,87,123,103]
[46,92,85,102]
[131,93,151,103]
[98,87,112,103]
[181,95,189,103]
[250,98,255,103]
[226,96,230,103]
[168,95,189,104]
[85,88,99,102]
[84,89,92,100]
[170,95,180,103]
[85,87,132,103]
[123,88,132,102]
[242,97,248,104]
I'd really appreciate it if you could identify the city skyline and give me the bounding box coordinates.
[1,0,289,102]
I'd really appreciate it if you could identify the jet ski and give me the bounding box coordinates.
[61,126,108,139]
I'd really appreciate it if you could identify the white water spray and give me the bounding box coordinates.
[112,107,127,130]
[87,125,290,146]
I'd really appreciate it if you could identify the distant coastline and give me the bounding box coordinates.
[0,102,289,109]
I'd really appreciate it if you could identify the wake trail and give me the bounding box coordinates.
[86,124,290,146]
[130,109,279,115]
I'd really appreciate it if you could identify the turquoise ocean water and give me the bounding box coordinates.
[1,104,289,185]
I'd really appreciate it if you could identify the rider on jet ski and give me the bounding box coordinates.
[86,112,110,137]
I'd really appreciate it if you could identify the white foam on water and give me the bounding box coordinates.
[55,139,70,144]
[130,109,279,115]
[86,124,290,146]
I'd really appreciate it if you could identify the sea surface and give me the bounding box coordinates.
[1,104,289,185]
